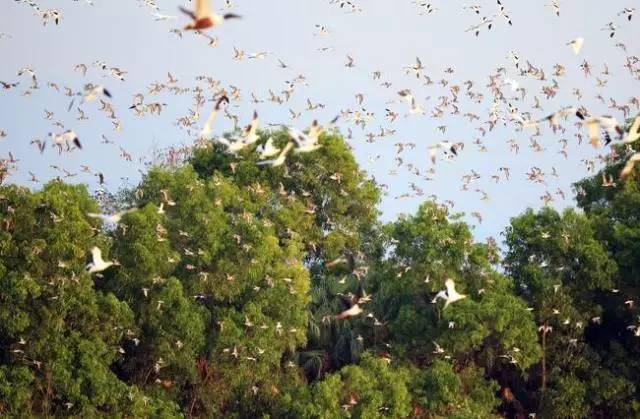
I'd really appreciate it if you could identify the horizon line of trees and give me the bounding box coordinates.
[1,124,640,418]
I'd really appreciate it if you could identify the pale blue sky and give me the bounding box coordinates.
[1,0,638,241]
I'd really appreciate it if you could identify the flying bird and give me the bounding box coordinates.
[256,137,280,158]
[180,0,241,30]
[200,95,229,137]
[335,284,369,320]
[86,247,115,274]
[432,278,467,309]
[87,208,136,224]
[256,142,294,167]
[567,37,584,55]
[621,153,640,180]
[622,116,640,144]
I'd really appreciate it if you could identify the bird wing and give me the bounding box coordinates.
[586,119,601,145]
[288,128,307,147]
[201,110,218,137]
[264,138,281,157]
[91,246,103,264]
[264,137,275,149]
[247,111,259,134]
[257,142,293,166]
[428,147,438,164]
[570,38,583,54]
[444,278,457,296]
[336,304,360,319]
[621,153,640,180]
[623,116,640,144]
[308,120,324,141]
[179,6,196,19]
[277,142,295,159]
[201,96,229,137]
[115,208,136,219]
[431,290,447,303]
[87,212,105,220]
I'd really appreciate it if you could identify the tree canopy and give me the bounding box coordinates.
[2,127,640,417]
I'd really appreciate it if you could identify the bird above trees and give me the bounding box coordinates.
[180,0,241,30]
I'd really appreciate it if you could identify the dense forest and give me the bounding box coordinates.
[1,126,640,418]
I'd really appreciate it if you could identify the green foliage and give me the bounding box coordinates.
[0,182,179,416]
[369,202,541,377]
[3,127,640,417]
[413,360,500,418]
[505,176,638,417]
[291,353,412,418]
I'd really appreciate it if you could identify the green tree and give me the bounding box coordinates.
[288,353,412,418]
[108,164,312,416]
[191,129,381,378]
[368,202,541,415]
[0,182,180,416]
[504,205,638,417]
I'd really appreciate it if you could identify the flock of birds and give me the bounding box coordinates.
[3,0,640,399]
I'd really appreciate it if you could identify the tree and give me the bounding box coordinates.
[5,124,640,418]
[504,205,638,417]
[289,353,413,418]
[0,182,179,416]
[367,202,541,415]
[191,129,381,378]
[108,163,312,416]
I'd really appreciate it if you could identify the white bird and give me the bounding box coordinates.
[432,278,467,308]
[243,111,260,145]
[68,84,111,111]
[431,289,447,304]
[200,95,229,138]
[289,120,324,153]
[218,136,249,153]
[567,37,584,55]
[50,130,82,150]
[152,13,177,21]
[622,116,640,144]
[621,153,640,180]
[443,278,466,308]
[87,208,136,224]
[83,84,111,103]
[585,115,623,147]
[86,246,115,274]
[256,137,280,158]
[257,142,294,167]
[503,77,520,91]
[335,287,368,320]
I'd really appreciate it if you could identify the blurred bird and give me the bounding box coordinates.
[433,278,467,308]
[567,37,584,55]
[86,247,115,274]
[180,0,241,30]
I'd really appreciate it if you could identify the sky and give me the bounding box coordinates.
[1,0,638,243]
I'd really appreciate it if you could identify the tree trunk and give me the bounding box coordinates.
[541,330,547,391]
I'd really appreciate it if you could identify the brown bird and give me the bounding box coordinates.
[180,0,241,30]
